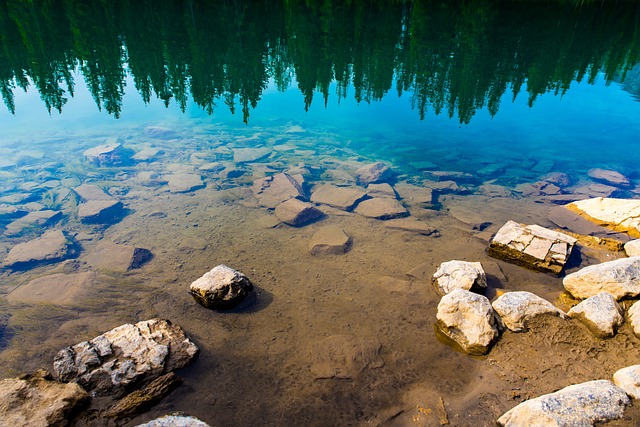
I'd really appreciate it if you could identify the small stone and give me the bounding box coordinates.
[355,162,393,185]
[588,168,633,189]
[497,380,629,427]
[366,183,396,199]
[432,260,487,296]
[274,199,323,227]
[309,225,351,256]
[3,230,78,270]
[563,257,640,300]
[567,292,624,338]
[189,265,254,310]
[85,242,153,272]
[167,173,204,193]
[134,415,212,427]
[354,198,408,220]
[310,184,366,211]
[436,289,500,355]
[624,240,640,257]
[492,291,566,332]
[613,365,640,399]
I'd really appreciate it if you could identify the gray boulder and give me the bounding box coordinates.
[189,265,254,309]
[492,291,566,332]
[497,380,629,427]
[355,162,393,185]
[613,365,640,399]
[435,289,500,355]
[3,230,78,270]
[53,319,198,397]
[567,292,624,338]
[309,225,351,256]
[274,199,323,227]
[563,257,640,300]
[432,260,487,296]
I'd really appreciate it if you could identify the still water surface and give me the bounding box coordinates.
[2,1,640,425]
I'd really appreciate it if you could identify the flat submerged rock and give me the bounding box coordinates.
[3,230,78,270]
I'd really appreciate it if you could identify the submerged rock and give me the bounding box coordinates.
[309,225,351,256]
[274,199,323,227]
[233,147,271,164]
[310,335,383,379]
[310,184,367,211]
[106,372,182,419]
[167,173,204,193]
[144,126,177,139]
[3,210,62,237]
[78,200,124,224]
[613,365,640,400]
[7,272,95,306]
[83,141,130,167]
[624,240,640,257]
[573,183,625,198]
[432,260,487,296]
[189,265,254,310]
[565,197,640,238]
[132,147,163,162]
[488,220,576,275]
[354,198,408,220]
[53,318,199,396]
[588,168,633,189]
[497,380,629,427]
[3,230,78,270]
[567,292,624,338]
[74,184,114,201]
[135,415,212,427]
[251,173,305,208]
[355,162,393,185]
[0,369,89,427]
[491,291,566,332]
[436,289,500,355]
[382,217,437,235]
[366,183,396,199]
[85,242,153,272]
[563,257,640,300]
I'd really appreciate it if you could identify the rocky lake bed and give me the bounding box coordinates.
[2,122,640,425]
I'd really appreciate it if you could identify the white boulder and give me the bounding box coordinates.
[624,240,640,257]
[567,292,624,338]
[432,260,487,296]
[563,257,640,300]
[492,291,566,332]
[613,365,640,399]
[565,197,640,238]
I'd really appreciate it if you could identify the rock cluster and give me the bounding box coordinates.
[189,265,255,309]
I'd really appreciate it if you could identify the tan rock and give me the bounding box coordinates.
[382,217,437,235]
[432,260,487,296]
[492,291,566,332]
[309,225,351,256]
[567,292,624,338]
[189,265,254,310]
[588,168,632,189]
[7,272,96,305]
[366,183,396,199]
[274,199,323,227]
[85,242,153,272]
[167,173,204,193]
[354,198,408,220]
[310,184,366,211]
[625,240,640,257]
[78,200,124,224]
[355,162,392,185]
[613,365,640,399]
[4,230,78,270]
[251,173,305,208]
[73,184,113,202]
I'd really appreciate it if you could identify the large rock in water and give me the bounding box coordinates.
[613,365,640,400]
[432,260,487,296]
[310,184,367,211]
[189,265,254,309]
[167,173,204,193]
[497,380,629,427]
[251,173,305,208]
[53,318,198,396]
[3,210,63,237]
[567,292,624,338]
[565,197,640,238]
[309,225,351,256]
[355,162,393,185]
[0,369,89,427]
[491,291,566,332]
[488,220,576,275]
[435,289,500,355]
[233,147,271,164]
[353,198,408,220]
[563,257,640,300]
[587,168,633,189]
[274,198,323,226]
[85,242,153,272]
[382,217,437,235]
[74,184,124,224]
[3,230,78,270]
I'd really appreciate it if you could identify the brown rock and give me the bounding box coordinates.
[7,272,96,305]
[366,183,396,199]
[382,217,437,235]
[310,184,366,211]
[167,173,204,193]
[251,173,305,208]
[309,225,351,255]
[274,199,323,227]
[78,200,124,224]
[573,183,624,198]
[106,372,182,419]
[588,168,632,189]
[85,242,153,272]
[354,198,408,220]
[4,230,78,270]
[355,162,393,185]
[4,210,62,237]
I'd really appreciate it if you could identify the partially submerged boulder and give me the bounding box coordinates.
[310,184,366,211]
[353,198,408,220]
[563,257,640,300]
[435,289,500,355]
[565,197,640,238]
[251,173,305,208]
[567,292,624,338]
[432,260,487,296]
[355,162,393,185]
[492,291,566,332]
[625,240,640,257]
[3,230,78,270]
[53,319,198,396]
[189,265,254,310]
[0,369,89,427]
[274,199,323,227]
[488,220,576,275]
[613,365,640,400]
[497,380,629,427]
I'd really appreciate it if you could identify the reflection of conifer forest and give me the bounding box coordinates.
[1,0,639,123]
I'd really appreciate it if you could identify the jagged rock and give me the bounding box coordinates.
[83,141,129,166]
[382,217,437,235]
[6,272,95,305]
[251,173,305,208]
[563,257,640,300]
[310,184,366,211]
[432,260,487,296]
[497,380,629,427]
[3,230,78,270]
[354,198,408,220]
[135,415,212,427]
[624,240,640,257]
[566,197,640,238]
[613,365,640,399]
[309,225,351,256]
[435,289,500,355]
[488,220,576,275]
[167,173,204,193]
[366,183,396,199]
[492,291,566,332]
[567,292,624,338]
[355,162,393,185]
[189,265,254,309]
[0,369,89,427]
[145,126,177,139]
[53,318,199,396]
[233,147,271,164]
[106,372,182,419]
[310,335,383,379]
[4,210,62,237]
[274,199,323,227]
[588,168,633,189]
[78,200,124,224]
[85,242,153,272]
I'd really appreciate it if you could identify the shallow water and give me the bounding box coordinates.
[2,1,640,426]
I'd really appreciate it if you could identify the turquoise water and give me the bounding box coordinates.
[2,1,640,426]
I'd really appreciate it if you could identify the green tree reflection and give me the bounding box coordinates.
[0,0,638,123]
